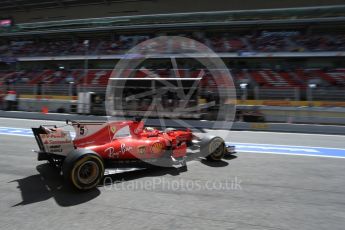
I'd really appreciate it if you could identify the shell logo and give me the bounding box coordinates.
[151,142,164,155]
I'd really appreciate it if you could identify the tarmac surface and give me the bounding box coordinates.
[0,117,345,230]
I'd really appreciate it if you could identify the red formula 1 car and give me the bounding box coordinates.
[32,118,235,190]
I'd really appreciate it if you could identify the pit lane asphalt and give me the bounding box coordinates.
[0,117,344,230]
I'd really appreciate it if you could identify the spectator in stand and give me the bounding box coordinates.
[65,71,74,84]
[1,32,345,56]
[4,90,17,110]
[0,83,4,110]
[5,78,10,90]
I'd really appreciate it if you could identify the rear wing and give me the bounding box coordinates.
[32,126,51,152]
[32,126,74,156]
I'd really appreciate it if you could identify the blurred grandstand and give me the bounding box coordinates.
[0,0,344,124]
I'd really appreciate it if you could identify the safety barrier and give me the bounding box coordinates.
[0,111,344,135]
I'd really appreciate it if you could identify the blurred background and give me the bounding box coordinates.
[0,0,344,126]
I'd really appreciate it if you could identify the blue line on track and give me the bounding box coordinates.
[229,142,345,159]
[0,127,33,137]
[0,126,344,158]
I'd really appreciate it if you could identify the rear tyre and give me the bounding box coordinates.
[62,149,104,190]
[200,136,225,161]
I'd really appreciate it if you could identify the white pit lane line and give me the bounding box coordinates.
[0,126,344,159]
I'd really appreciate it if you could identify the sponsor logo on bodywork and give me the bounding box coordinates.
[110,126,117,133]
[106,143,133,159]
[39,130,74,155]
[138,146,146,155]
[48,145,63,153]
[151,142,164,155]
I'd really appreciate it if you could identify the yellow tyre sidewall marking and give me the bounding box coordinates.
[71,155,104,190]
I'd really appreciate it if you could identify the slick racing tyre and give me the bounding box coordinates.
[62,149,104,190]
[200,136,225,161]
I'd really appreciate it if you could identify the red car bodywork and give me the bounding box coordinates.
[32,119,234,190]
[71,120,193,161]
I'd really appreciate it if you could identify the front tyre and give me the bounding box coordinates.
[201,136,225,161]
[62,149,104,190]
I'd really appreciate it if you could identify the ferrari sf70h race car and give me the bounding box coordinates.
[32,118,235,190]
